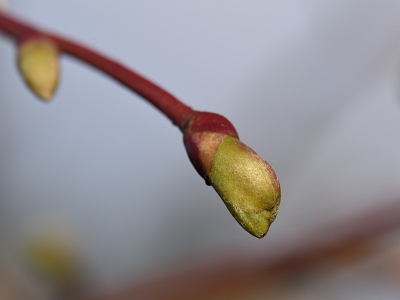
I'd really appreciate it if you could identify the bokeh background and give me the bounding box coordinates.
[1,1,400,299]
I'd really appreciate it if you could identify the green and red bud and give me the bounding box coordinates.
[17,35,59,100]
[183,112,280,238]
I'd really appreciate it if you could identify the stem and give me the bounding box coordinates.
[0,11,194,129]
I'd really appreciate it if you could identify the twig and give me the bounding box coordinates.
[0,11,194,128]
[0,10,281,239]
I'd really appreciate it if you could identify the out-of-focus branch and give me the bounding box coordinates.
[79,199,400,300]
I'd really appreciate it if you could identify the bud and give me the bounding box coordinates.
[17,36,59,100]
[24,230,79,292]
[183,112,280,238]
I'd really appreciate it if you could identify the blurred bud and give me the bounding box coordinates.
[184,112,280,238]
[17,36,59,100]
[25,232,78,287]
[22,217,82,298]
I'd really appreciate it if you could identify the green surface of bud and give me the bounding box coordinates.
[17,36,59,100]
[209,136,280,238]
[183,112,280,238]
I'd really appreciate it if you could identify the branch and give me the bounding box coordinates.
[0,10,193,128]
[0,10,281,238]
[79,199,400,300]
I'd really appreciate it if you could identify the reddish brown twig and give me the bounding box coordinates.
[0,11,194,128]
[0,10,281,239]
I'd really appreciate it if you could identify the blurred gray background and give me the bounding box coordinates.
[1,0,400,298]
